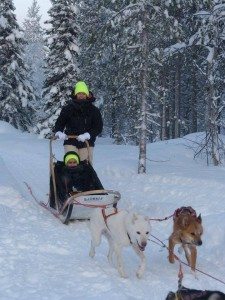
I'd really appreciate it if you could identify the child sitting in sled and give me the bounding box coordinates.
[49,151,103,209]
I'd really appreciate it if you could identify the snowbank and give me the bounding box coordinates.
[0,121,21,135]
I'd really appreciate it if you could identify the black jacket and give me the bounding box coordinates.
[49,161,104,208]
[54,97,103,148]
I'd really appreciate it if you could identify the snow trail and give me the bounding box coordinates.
[0,122,225,299]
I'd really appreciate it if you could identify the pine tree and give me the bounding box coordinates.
[79,0,126,143]
[23,0,45,111]
[80,0,176,171]
[104,1,175,172]
[193,0,225,165]
[36,0,80,137]
[0,0,35,131]
[78,0,225,169]
[162,0,197,139]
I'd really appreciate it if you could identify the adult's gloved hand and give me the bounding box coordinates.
[77,132,90,142]
[55,131,67,140]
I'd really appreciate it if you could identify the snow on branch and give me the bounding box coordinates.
[108,3,143,24]
[164,42,187,57]
[213,4,225,13]
[206,46,214,63]
[194,10,210,18]
[127,44,142,49]
[0,16,8,28]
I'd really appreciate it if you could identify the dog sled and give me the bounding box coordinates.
[49,136,121,224]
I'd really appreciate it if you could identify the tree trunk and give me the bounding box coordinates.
[138,11,148,174]
[161,100,167,140]
[160,66,167,140]
[111,97,116,138]
[174,56,181,138]
[111,97,123,144]
[205,46,220,166]
[190,65,197,133]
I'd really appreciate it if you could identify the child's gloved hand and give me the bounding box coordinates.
[55,131,67,140]
[77,132,90,142]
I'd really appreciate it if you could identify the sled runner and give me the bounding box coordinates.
[49,136,121,224]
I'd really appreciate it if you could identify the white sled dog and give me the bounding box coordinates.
[89,207,151,278]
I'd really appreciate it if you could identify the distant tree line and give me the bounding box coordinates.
[1,0,225,169]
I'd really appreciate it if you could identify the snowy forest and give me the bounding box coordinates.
[1,0,225,170]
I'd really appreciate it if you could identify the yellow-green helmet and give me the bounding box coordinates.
[64,151,80,165]
[74,81,89,96]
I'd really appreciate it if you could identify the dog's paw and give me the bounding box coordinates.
[190,269,198,279]
[168,254,175,264]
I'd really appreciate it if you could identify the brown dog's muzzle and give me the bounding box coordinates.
[193,239,202,246]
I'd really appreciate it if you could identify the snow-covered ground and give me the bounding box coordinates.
[0,120,225,300]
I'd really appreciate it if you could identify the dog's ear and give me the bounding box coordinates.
[197,214,202,223]
[132,213,138,224]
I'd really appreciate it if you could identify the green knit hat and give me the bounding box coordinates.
[64,151,80,165]
[74,81,89,96]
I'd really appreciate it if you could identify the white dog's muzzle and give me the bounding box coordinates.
[137,240,147,251]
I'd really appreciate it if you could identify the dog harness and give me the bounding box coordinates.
[101,209,133,245]
[101,208,118,230]
[173,206,197,221]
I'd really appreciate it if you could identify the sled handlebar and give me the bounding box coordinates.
[67,135,78,139]
[51,134,78,140]
[51,135,90,147]
[51,135,89,141]
[50,135,91,161]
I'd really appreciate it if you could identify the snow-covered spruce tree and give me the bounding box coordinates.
[108,1,148,148]
[78,0,106,87]
[160,0,205,139]
[106,1,176,172]
[98,2,130,144]
[36,0,80,137]
[147,2,180,141]
[0,0,35,131]
[163,1,184,139]
[180,1,207,136]
[80,0,177,171]
[192,1,225,165]
[23,0,45,112]
[79,0,127,143]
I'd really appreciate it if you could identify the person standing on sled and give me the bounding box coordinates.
[53,81,103,163]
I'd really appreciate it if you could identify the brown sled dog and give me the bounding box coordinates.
[168,207,203,271]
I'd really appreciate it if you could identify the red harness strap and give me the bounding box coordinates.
[174,206,197,221]
[102,208,118,230]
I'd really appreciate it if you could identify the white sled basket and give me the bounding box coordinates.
[59,189,121,223]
